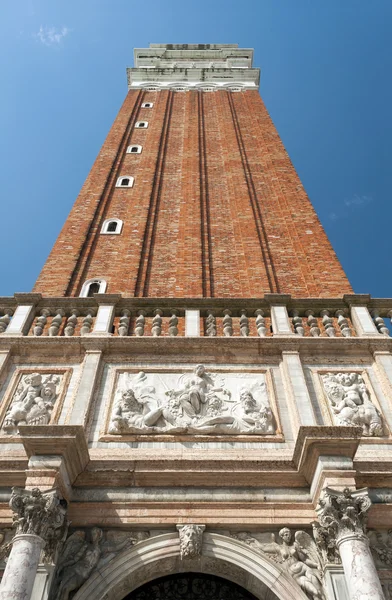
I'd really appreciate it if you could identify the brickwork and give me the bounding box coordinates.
[34,89,353,298]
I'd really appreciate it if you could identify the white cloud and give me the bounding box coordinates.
[35,26,70,46]
[329,194,373,220]
[344,194,373,208]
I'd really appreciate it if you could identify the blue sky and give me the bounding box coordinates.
[1,0,391,297]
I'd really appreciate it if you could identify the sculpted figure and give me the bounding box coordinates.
[323,372,383,436]
[108,389,169,434]
[167,365,229,419]
[177,524,205,559]
[237,529,324,600]
[2,373,60,433]
[53,528,148,600]
[236,389,275,434]
[55,527,103,600]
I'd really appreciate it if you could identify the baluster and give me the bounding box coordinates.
[152,309,163,337]
[255,309,266,337]
[64,310,79,336]
[292,310,304,336]
[336,310,352,337]
[81,310,94,335]
[48,310,64,336]
[240,310,249,337]
[206,310,216,337]
[388,311,392,331]
[372,310,390,336]
[306,310,320,337]
[168,310,178,337]
[0,311,12,334]
[118,310,131,336]
[223,310,233,337]
[320,310,336,337]
[135,310,146,337]
[33,309,50,336]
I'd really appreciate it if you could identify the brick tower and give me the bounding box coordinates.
[34,43,351,300]
[1,44,392,600]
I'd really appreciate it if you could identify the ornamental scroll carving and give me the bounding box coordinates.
[51,528,149,600]
[231,529,324,599]
[321,372,384,436]
[1,372,63,434]
[108,366,276,436]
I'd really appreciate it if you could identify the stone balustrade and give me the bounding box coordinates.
[0,293,391,338]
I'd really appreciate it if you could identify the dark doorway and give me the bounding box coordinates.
[122,572,258,600]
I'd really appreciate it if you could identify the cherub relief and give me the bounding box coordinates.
[322,372,383,436]
[2,373,61,433]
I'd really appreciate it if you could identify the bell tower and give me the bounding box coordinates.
[34,43,351,299]
[0,44,391,600]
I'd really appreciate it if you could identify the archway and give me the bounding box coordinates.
[73,532,309,600]
[122,572,258,600]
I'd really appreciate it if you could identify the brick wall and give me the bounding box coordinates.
[33,90,353,298]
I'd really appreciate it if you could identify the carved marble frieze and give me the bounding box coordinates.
[368,530,392,568]
[230,528,325,600]
[320,371,384,436]
[0,369,70,435]
[51,528,150,600]
[105,366,278,437]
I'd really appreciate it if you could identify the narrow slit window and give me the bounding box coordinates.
[135,121,148,129]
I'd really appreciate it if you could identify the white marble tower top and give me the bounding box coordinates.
[127,43,260,91]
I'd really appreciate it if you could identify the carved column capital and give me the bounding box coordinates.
[316,487,372,544]
[9,486,67,544]
[176,524,205,560]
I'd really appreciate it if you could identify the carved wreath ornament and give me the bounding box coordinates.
[108,366,276,436]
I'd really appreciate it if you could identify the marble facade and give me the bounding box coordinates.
[0,295,391,599]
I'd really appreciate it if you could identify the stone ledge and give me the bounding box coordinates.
[17,425,89,484]
[293,425,362,484]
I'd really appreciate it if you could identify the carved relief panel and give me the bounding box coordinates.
[0,369,71,435]
[103,366,281,439]
[316,370,386,437]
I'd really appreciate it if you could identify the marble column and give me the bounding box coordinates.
[0,487,67,600]
[337,533,384,600]
[316,487,385,600]
[0,534,44,600]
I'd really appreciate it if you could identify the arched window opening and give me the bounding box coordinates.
[107,221,118,232]
[126,145,142,154]
[80,278,107,297]
[116,176,134,188]
[101,218,123,235]
[87,282,100,297]
[142,102,153,108]
[135,121,148,129]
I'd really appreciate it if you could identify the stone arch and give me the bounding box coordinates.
[72,532,309,600]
